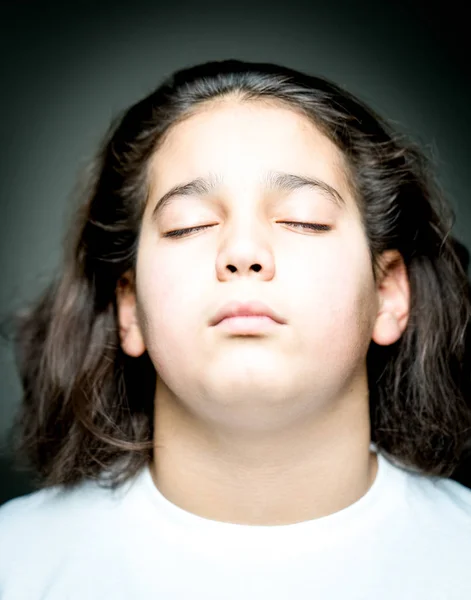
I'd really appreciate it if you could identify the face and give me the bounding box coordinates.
[129,99,383,430]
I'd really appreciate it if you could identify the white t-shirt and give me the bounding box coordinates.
[1,444,471,599]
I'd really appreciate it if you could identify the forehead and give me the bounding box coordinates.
[148,99,353,204]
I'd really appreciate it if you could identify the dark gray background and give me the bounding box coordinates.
[1,0,470,503]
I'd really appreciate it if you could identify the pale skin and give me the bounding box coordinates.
[116,96,410,526]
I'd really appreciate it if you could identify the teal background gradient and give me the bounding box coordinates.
[1,0,470,503]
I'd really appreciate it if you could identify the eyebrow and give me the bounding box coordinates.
[151,170,345,219]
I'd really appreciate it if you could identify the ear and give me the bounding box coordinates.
[116,270,146,357]
[371,250,410,346]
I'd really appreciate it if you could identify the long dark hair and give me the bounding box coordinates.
[3,59,471,490]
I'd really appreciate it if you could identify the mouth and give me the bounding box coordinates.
[210,300,287,328]
[214,314,281,335]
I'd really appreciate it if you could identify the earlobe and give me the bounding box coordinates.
[120,322,146,357]
[371,312,403,346]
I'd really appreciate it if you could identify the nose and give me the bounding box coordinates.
[215,224,276,281]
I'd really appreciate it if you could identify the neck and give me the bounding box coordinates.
[149,379,378,526]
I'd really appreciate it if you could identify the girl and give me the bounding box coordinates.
[1,59,471,599]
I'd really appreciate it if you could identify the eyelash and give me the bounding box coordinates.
[163,222,331,238]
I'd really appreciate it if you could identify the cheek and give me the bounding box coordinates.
[285,239,375,350]
[135,247,207,354]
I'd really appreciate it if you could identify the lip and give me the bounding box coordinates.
[215,315,282,335]
[210,300,287,327]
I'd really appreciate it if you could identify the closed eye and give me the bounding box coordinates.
[163,225,216,238]
[162,222,331,238]
[278,221,331,232]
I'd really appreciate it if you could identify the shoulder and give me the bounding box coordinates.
[0,476,132,571]
[0,473,134,530]
[0,486,61,543]
[422,474,471,521]
[396,460,471,530]
[0,472,148,599]
[0,473,144,598]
